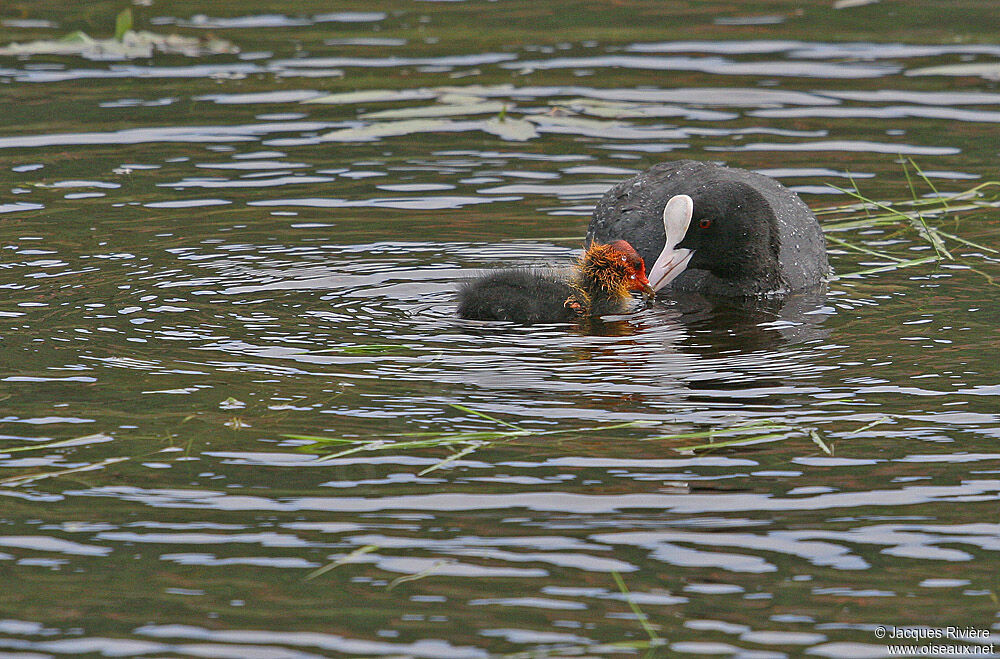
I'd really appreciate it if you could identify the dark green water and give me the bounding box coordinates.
[2,1,999,657]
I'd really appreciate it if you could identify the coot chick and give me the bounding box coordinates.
[458,240,654,324]
[588,160,829,297]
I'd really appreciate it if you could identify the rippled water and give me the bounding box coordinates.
[2,2,1000,657]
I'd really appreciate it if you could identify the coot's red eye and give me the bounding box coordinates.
[699,218,712,229]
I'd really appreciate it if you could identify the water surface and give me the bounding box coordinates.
[2,1,999,657]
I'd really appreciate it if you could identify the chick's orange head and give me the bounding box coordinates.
[609,240,652,293]
[586,240,654,297]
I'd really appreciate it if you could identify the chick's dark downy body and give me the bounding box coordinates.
[457,241,651,324]
[456,270,579,324]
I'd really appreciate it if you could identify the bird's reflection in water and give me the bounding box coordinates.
[577,316,639,337]
[456,286,831,371]
[567,286,833,402]
[577,285,830,346]
[641,285,832,352]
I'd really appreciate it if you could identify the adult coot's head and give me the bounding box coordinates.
[672,182,783,292]
[587,160,829,297]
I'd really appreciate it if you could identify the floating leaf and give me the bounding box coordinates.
[436,93,490,105]
[303,90,437,105]
[114,8,133,42]
[310,344,412,355]
[361,101,506,120]
[833,0,879,8]
[0,29,237,59]
[561,97,732,120]
[321,118,460,142]
[219,397,245,410]
[482,116,539,141]
[562,99,657,119]
[526,114,623,130]
[907,62,1000,78]
[59,31,96,46]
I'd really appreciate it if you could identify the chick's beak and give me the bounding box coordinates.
[632,271,655,299]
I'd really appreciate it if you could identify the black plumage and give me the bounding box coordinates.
[588,160,829,296]
[457,269,579,324]
[457,241,652,324]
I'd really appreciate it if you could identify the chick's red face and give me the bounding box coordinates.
[608,240,652,293]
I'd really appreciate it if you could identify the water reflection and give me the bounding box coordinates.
[659,287,833,349]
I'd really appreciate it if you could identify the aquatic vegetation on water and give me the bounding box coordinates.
[313,85,713,143]
[285,405,851,470]
[0,9,237,59]
[818,160,1000,284]
[2,3,1000,654]
[285,403,656,474]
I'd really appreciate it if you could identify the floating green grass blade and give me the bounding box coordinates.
[309,344,410,355]
[397,429,524,442]
[304,544,379,581]
[644,420,787,442]
[387,560,453,590]
[825,235,906,262]
[418,443,484,476]
[823,215,912,231]
[0,457,128,487]
[846,169,871,221]
[846,417,893,435]
[58,30,93,44]
[837,255,940,279]
[315,441,395,461]
[908,157,947,212]
[809,429,832,455]
[1,433,113,454]
[282,433,365,445]
[827,183,951,259]
[296,401,656,464]
[901,157,918,205]
[932,229,998,254]
[966,266,1000,288]
[449,403,525,430]
[674,432,792,453]
[612,571,661,644]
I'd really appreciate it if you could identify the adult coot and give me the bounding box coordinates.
[587,160,829,297]
[458,240,653,324]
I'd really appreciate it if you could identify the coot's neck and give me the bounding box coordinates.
[717,243,784,295]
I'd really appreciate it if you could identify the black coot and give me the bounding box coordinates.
[587,160,829,297]
[457,240,653,324]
